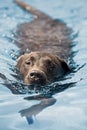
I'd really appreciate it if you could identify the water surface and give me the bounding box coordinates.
[0,0,87,130]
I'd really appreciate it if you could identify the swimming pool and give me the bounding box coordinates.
[0,0,87,130]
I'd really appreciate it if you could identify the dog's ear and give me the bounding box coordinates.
[17,55,24,69]
[60,59,71,73]
[55,55,70,73]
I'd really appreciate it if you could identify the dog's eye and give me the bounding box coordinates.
[25,57,34,65]
[25,61,31,65]
[46,60,51,65]
[30,56,34,61]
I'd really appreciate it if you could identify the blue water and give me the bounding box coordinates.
[0,0,87,130]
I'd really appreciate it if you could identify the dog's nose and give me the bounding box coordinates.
[30,71,42,79]
[29,71,46,85]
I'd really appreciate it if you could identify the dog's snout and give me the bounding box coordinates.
[30,71,42,79]
[29,70,46,85]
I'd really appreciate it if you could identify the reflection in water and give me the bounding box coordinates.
[20,97,56,124]
[19,81,75,125]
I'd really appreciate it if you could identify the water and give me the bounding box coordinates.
[0,0,87,130]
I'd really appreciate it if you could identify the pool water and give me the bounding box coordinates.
[0,0,87,130]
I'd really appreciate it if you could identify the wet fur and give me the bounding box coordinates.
[14,0,72,86]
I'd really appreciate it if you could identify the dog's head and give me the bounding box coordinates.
[17,52,70,86]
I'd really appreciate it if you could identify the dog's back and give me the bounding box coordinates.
[15,0,72,60]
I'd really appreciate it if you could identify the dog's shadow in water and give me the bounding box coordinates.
[19,81,75,125]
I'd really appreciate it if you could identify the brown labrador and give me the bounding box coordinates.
[15,0,72,86]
